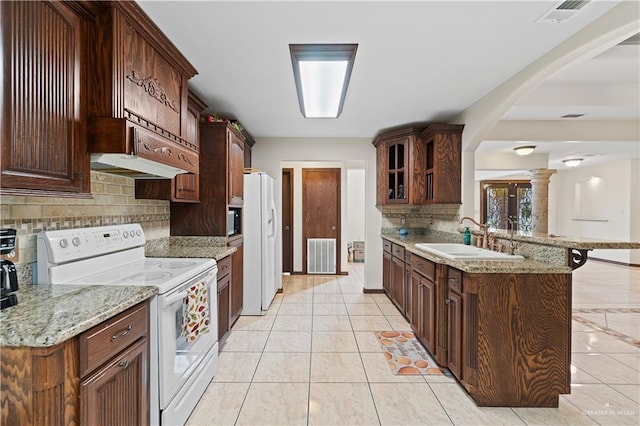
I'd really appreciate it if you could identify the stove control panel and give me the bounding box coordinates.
[37,224,146,265]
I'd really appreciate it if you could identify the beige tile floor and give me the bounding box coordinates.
[187,260,640,426]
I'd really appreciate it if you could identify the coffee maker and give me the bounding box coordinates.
[1,229,19,310]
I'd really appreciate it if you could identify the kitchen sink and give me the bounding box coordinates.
[414,243,524,261]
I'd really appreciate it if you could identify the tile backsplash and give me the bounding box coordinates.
[380,204,462,236]
[0,171,170,283]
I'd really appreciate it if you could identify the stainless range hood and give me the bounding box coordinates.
[90,153,190,179]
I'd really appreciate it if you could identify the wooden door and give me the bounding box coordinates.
[302,168,341,274]
[80,338,148,426]
[282,168,294,273]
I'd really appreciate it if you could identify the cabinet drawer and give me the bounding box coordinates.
[392,243,405,259]
[383,239,392,253]
[448,268,462,294]
[79,302,149,378]
[217,255,232,280]
[411,254,435,281]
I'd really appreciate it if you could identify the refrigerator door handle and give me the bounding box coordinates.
[268,204,277,238]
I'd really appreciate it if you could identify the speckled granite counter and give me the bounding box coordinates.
[383,234,572,274]
[145,236,236,261]
[0,284,157,347]
[474,229,640,250]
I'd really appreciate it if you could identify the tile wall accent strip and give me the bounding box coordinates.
[0,215,170,234]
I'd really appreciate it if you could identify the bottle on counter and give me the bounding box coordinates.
[463,227,471,245]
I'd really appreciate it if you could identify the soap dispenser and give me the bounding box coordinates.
[463,227,471,245]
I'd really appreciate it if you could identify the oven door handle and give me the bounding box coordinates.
[160,290,189,309]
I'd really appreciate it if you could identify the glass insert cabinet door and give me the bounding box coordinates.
[480,181,532,232]
[387,141,407,202]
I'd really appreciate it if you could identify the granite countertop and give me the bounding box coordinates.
[462,228,640,250]
[0,284,157,347]
[382,234,572,274]
[145,237,236,260]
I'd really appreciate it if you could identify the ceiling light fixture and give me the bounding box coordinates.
[513,145,536,156]
[289,44,358,118]
[563,158,583,167]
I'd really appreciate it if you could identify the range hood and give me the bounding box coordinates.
[88,116,199,180]
[90,153,189,179]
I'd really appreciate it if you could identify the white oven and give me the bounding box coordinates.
[158,266,217,425]
[37,224,218,426]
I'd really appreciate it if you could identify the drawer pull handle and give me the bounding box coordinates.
[110,325,132,342]
[118,360,129,369]
[449,278,459,283]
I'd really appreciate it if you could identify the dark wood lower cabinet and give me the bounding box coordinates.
[229,239,243,326]
[391,255,405,309]
[382,250,392,296]
[459,273,571,407]
[1,301,150,425]
[446,288,463,379]
[217,256,232,346]
[81,338,148,426]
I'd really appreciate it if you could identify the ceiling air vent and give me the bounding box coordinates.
[536,0,590,23]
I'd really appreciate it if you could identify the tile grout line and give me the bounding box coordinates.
[572,315,640,347]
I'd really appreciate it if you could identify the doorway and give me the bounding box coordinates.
[302,168,341,274]
[282,168,293,274]
[480,180,532,231]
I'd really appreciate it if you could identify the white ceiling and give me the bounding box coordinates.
[137,0,639,171]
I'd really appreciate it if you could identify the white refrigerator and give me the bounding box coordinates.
[243,172,279,315]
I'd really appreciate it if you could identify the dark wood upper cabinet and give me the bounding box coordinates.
[86,1,199,175]
[373,127,423,205]
[420,124,464,204]
[373,124,463,206]
[1,1,91,197]
[135,90,207,202]
[170,121,246,236]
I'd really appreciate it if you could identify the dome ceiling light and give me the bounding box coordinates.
[513,145,536,156]
[563,158,584,167]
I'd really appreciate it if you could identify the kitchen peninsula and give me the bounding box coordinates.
[381,229,639,408]
[383,232,571,407]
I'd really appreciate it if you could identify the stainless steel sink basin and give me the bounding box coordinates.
[414,243,524,261]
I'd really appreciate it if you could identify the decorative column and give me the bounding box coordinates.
[529,168,556,235]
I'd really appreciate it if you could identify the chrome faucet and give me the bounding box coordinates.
[460,216,488,248]
[507,218,517,255]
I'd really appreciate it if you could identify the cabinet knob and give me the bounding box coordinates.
[118,360,129,369]
[445,298,451,304]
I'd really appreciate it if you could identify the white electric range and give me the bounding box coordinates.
[37,224,218,426]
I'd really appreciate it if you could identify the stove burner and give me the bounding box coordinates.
[158,261,199,269]
[124,271,173,283]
